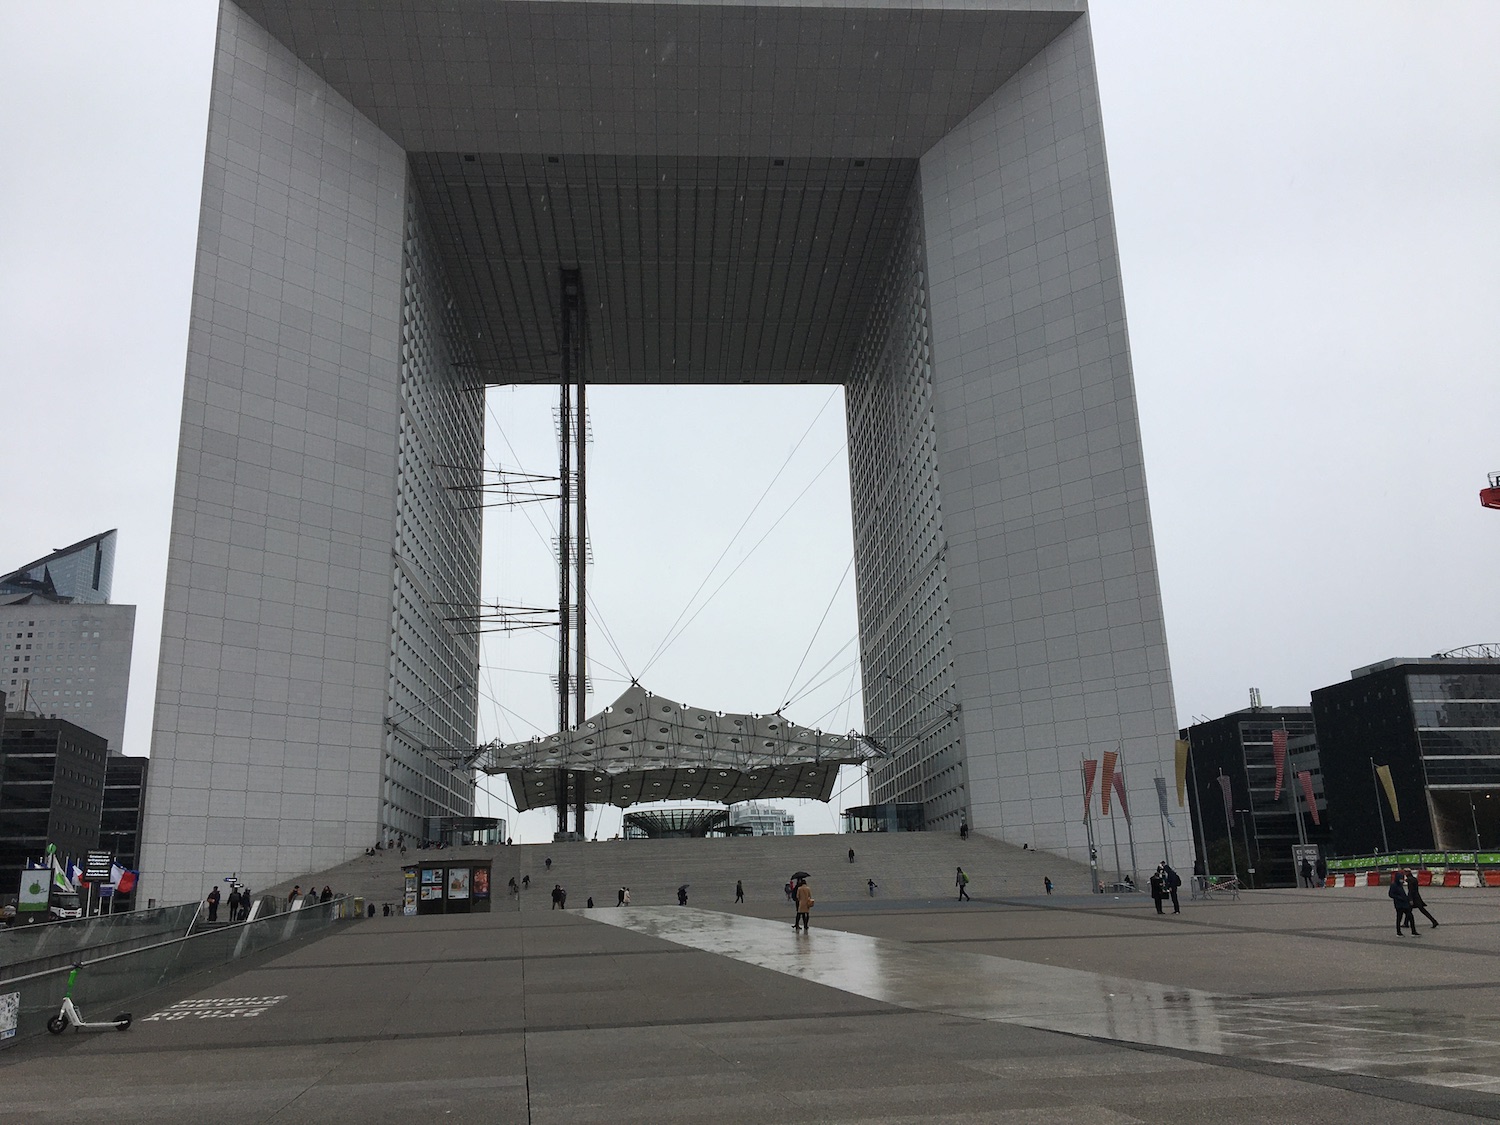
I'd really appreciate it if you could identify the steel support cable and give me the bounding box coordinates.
[806,661,864,729]
[781,633,859,710]
[640,440,848,675]
[638,388,840,676]
[779,555,855,710]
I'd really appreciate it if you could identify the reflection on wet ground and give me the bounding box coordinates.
[593,907,1500,1094]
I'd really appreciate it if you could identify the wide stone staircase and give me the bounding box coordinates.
[279,832,1097,912]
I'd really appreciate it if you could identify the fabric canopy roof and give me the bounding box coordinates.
[475,682,879,812]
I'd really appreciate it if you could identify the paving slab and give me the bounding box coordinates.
[2,888,1499,1122]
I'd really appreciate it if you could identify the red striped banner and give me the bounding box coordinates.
[1081,759,1098,822]
[1272,729,1288,800]
[1101,751,1119,815]
[1298,770,1319,825]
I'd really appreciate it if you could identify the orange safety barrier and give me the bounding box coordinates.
[1366,871,1383,886]
[1484,871,1500,888]
[1325,876,1336,888]
[1344,873,1357,887]
[1444,870,1462,887]
[1417,870,1433,886]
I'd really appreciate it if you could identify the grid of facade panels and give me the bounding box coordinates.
[846,186,967,831]
[385,182,485,840]
[1,605,136,754]
[1410,672,1500,787]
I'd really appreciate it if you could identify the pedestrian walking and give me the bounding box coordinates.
[522,874,530,889]
[1044,876,1053,895]
[288,885,301,908]
[1315,855,1328,886]
[794,879,814,931]
[509,877,519,896]
[735,879,745,903]
[1161,862,1182,913]
[320,885,332,903]
[956,866,971,901]
[238,886,252,920]
[960,820,969,840]
[586,897,594,909]
[677,884,689,906]
[1300,858,1315,888]
[1149,867,1166,914]
[545,856,553,871]
[867,878,877,897]
[205,886,221,922]
[1406,869,1439,929]
[622,887,631,906]
[617,886,626,906]
[1389,871,1417,936]
[848,848,855,864]
[227,887,242,921]
[785,879,795,902]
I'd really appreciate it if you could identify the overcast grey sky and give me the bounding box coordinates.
[3,3,1497,841]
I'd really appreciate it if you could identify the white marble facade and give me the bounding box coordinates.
[142,6,419,904]
[144,1,1187,903]
[918,19,1186,862]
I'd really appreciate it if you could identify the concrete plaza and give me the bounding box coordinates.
[4,881,1500,1122]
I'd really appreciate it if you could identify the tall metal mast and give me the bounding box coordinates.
[556,269,586,838]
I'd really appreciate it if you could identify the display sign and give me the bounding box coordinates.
[84,850,113,883]
[420,884,443,901]
[421,868,439,884]
[448,868,470,900]
[403,870,418,916]
[472,868,490,900]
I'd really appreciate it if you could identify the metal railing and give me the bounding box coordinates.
[0,897,351,1044]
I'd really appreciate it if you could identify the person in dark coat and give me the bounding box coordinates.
[1161,863,1182,913]
[205,886,221,922]
[551,884,566,909]
[848,848,855,864]
[320,885,333,903]
[1148,868,1167,915]
[1300,858,1315,887]
[238,887,253,920]
[227,887,242,921]
[1389,871,1418,936]
[1405,868,1439,929]
[734,880,744,903]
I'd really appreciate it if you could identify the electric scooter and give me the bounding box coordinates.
[46,963,131,1034]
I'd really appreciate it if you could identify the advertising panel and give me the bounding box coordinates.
[420,884,443,901]
[448,868,470,900]
[403,869,418,916]
[472,868,490,900]
[17,868,50,914]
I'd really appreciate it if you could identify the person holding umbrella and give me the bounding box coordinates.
[677,884,689,905]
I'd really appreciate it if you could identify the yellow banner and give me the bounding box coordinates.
[1375,763,1401,822]
[1175,739,1190,807]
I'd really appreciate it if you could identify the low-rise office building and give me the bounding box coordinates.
[1182,706,1331,887]
[1314,655,1500,856]
[0,715,108,900]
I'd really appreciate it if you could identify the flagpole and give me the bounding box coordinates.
[1156,773,1171,871]
[1120,756,1138,886]
[1219,769,1239,882]
[1186,733,1210,891]
[1370,758,1389,854]
[1081,758,1101,894]
[1109,798,1124,886]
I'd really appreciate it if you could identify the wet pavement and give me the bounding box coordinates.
[595,903,1500,1096]
[4,889,1500,1122]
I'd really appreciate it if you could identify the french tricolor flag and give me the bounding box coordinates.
[110,864,139,894]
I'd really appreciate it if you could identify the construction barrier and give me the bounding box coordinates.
[1366,871,1383,886]
[1444,870,1462,887]
[1417,870,1433,886]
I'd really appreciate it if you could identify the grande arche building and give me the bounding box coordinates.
[141,0,1191,903]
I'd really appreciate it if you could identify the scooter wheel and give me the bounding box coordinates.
[114,1014,132,1031]
[47,1014,68,1035]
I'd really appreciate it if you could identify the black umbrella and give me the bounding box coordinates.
[791,871,810,880]
[678,884,691,893]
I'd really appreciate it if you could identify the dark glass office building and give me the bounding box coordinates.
[101,754,149,909]
[1182,707,1331,887]
[0,715,107,900]
[1314,657,1500,856]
